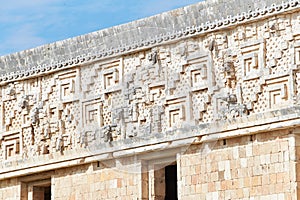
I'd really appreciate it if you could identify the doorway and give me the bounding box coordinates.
[165,164,177,200]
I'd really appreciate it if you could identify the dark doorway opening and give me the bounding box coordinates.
[20,173,52,200]
[32,183,51,200]
[44,186,51,200]
[165,164,177,200]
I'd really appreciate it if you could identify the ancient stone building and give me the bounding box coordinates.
[0,0,300,199]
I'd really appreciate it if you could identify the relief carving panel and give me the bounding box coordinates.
[1,130,21,160]
[240,39,266,80]
[0,9,300,163]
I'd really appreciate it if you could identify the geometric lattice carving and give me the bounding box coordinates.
[1,130,21,160]
[242,79,263,111]
[82,99,103,128]
[185,52,213,92]
[150,104,164,134]
[294,39,300,67]
[103,68,119,89]
[148,83,165,102]
[56,69,79,103]
[2,100,19,131]
[168,105,184,127]
[241,39,266,80]
[265,76,292,109]
[0,2,299,164]
[167,73,180,94]
[165,95,191,130]
[100,59,123,93]
[296,46,300,65]
[193,92,211,121]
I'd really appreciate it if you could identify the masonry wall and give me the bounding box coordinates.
[0,130,299,199]
[0,1,300,199]
[294,133,300,200]
[179,130,298,200]
[0,178,21,200]
[52,160,145,200]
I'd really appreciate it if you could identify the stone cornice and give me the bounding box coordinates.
[0,0,299,85]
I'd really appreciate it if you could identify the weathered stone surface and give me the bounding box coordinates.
[1,0,300,199]
[0,0,291,74]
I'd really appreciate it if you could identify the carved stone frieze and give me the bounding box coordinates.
[0,1,300,162]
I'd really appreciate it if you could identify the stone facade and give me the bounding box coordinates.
[0,0,300,199]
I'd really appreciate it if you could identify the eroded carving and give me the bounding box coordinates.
[0,4,299,162]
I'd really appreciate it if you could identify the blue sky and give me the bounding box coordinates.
[0,0,202,56]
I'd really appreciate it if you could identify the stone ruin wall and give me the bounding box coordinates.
[0,0,300,199]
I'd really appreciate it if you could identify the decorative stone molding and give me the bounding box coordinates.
[0,0,300,181]
[0,1,299,85]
